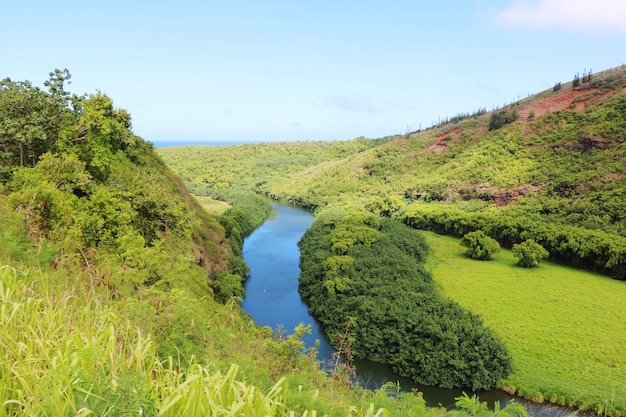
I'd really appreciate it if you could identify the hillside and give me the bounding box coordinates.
[266,66,626,232]
[0,72,434,415]
[160,65,626,278]
[158,65,626,415]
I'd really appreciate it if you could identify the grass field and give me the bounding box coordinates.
[422,231,626,416]
[192,195,231,215]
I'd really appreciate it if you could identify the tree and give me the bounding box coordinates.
[0,79,55,171]
[512,239,549,268]
[488,108,518,131]
[69,91,136,180]
[0,70,81,180]
[461,230,501,260]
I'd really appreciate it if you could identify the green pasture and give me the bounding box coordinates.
[192,194,231,215]
[422,231,626,416]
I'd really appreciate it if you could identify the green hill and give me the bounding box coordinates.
[158,65,626,415]
[160,65,626,278]
[0,71,432,416]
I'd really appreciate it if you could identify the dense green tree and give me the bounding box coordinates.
[299,210,511,389]
[66,92,136,181]
[2,71,241,301]
[0,70,84,180]
[512,239,549,268]
[403,203,626,279]
[461,230,501,260]
[488,108,518,131]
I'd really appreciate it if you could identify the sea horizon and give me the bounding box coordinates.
[150,139,265,148]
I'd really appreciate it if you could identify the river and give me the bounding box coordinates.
[242,202,582,416]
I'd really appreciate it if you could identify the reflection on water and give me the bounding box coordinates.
[242,203,587,416]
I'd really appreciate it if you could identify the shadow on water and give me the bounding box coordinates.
[242,202,588,417]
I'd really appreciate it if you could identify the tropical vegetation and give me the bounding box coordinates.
[298,208,511,390]
[460,231,501,260]
[158,65,626,415]
[0,70,443,416]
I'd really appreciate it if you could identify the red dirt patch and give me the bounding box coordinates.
[396,135,409,144]
[470,184,539,207]
[427,128,460,153]
[519,88,613,120]
[436,128,460,141]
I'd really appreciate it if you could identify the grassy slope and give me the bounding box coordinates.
[1,260,424,416]
[423,231,626,415]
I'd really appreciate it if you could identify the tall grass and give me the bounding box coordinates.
[0,264,411,416]
[0,266,266,415]
[422,231,626,416]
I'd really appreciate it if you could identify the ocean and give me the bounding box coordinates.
[151,140,265,148]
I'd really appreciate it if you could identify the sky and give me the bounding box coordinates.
[3,0,625,145]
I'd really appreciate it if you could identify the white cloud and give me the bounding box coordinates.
[493,0,626,35]
[322,93,380,114]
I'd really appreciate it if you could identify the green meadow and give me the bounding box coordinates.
[192,194,232,215]
[422,231,626,415]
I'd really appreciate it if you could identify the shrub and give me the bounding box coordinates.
[512,239,549,268]
[461,230,501,260]
[488,108,518,131]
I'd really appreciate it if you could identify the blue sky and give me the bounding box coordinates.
[3,0,625,144]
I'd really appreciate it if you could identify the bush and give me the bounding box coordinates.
[512,239,549,268]
[488,109,518,131]
[402,204,626,279]
[461,230,501,260]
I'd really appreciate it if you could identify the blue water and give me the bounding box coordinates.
[241,203,334,360]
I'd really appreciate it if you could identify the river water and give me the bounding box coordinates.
[242,202,582,416]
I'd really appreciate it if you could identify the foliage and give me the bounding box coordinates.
[0,265,403,416]
[0,71,451,417]
[0,70,82,180]
[402,202,626,279]
[158,137,391,197]
[211,187,272,236]
[365,195,405,217]
[461,230,501,260]
[455,392,527,417]
[511,239,549,268]
[299,208,512,390]
[0,71,248,302]
[488,108,518,131]
[209,271,244,303]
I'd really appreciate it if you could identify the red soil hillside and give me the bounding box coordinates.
[427,128,460,153]
[519,87,614,120]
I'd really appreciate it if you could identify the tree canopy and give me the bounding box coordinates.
[299,208,512,390]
